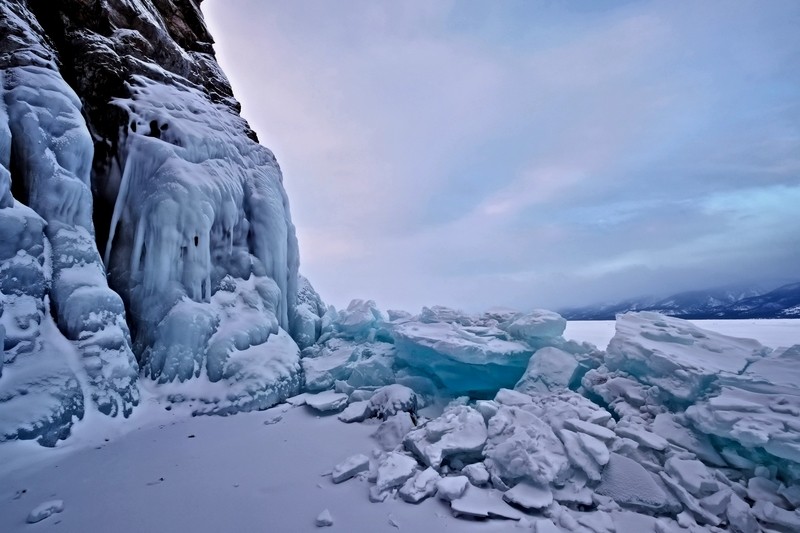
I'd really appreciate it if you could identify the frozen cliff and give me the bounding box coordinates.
[0,0,308,444]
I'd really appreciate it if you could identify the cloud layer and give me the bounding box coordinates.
[204,0,800,312]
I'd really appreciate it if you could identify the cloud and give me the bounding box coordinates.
[203,0,800,312]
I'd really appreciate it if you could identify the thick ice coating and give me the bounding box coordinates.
[0,0,306,443]
[106,75,299,387]
[0,0,138,445]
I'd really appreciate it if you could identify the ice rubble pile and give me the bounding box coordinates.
[0,0,311,444]
[304,307,800,532]
[300,300,600,400]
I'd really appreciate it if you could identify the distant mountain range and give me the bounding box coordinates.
[559,282,800,320]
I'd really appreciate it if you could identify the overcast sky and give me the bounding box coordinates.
[203,0,800,312]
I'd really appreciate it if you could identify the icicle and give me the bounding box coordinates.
[130,213,146,277]
[105,138,135,266]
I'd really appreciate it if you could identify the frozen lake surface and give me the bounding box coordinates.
[564,318,800,351]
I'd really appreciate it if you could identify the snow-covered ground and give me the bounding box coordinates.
[564,319,800,352]
[1,319,798,532]
[0,399,517,532]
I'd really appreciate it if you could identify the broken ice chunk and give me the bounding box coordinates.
[437,476,469,501]
[337,400,370,423]
[375,452,418,493]
[514,346,578,394]
[502,481,553,511]
[664,457,718,498]
[449,487,524,520]
[484,405,568,486]
[746,476,787,507]
[399,467,441,503]
[614,425,669,452]
[563,418,615,441]
[596,453,671,514]
[403,405,486,468]
[726,493,759,533]
[373,412,415,451]
[500,309,567,343]
[367,384,418,420]
[651,413,726,466]
[462,463,490,487]
[314,509,333,527]
[331,454,370,484]
[658,472,721,526]
[606,312,767,402]
[559,429,602,481]
[305,391,349,413]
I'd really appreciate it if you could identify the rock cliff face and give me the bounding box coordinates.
[0,0,307,444]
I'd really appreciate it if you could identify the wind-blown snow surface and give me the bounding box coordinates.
[2,313,799,532]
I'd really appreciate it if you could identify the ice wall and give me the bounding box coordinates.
[0,0,138,444]
[1,0,305,443]
[103,74,299,387]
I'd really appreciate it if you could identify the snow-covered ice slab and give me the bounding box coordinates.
[306,390,349,413]
[502,481,553,510]
[596,453,672,514]
[449,487,524,520]
[404,405,487,468]
[393,321,533,395]
[367,384,418,419]
[687,344,800,467]
[302,339,395,393]
[331,453,370,483]
[436,475,469,501]
[375,452,418,493]
[606,312,769,402]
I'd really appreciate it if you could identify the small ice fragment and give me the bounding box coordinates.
[26,500,64,523]
[306,391,349,413]
[315,509,333,527]
[437,476,469,501]
[331,454,370,484]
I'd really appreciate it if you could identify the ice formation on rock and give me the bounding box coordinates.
[0,0,138,445]
[0,0,311,443]
[106,74,298,381]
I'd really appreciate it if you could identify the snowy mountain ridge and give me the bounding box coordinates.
[560,282,800,321]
